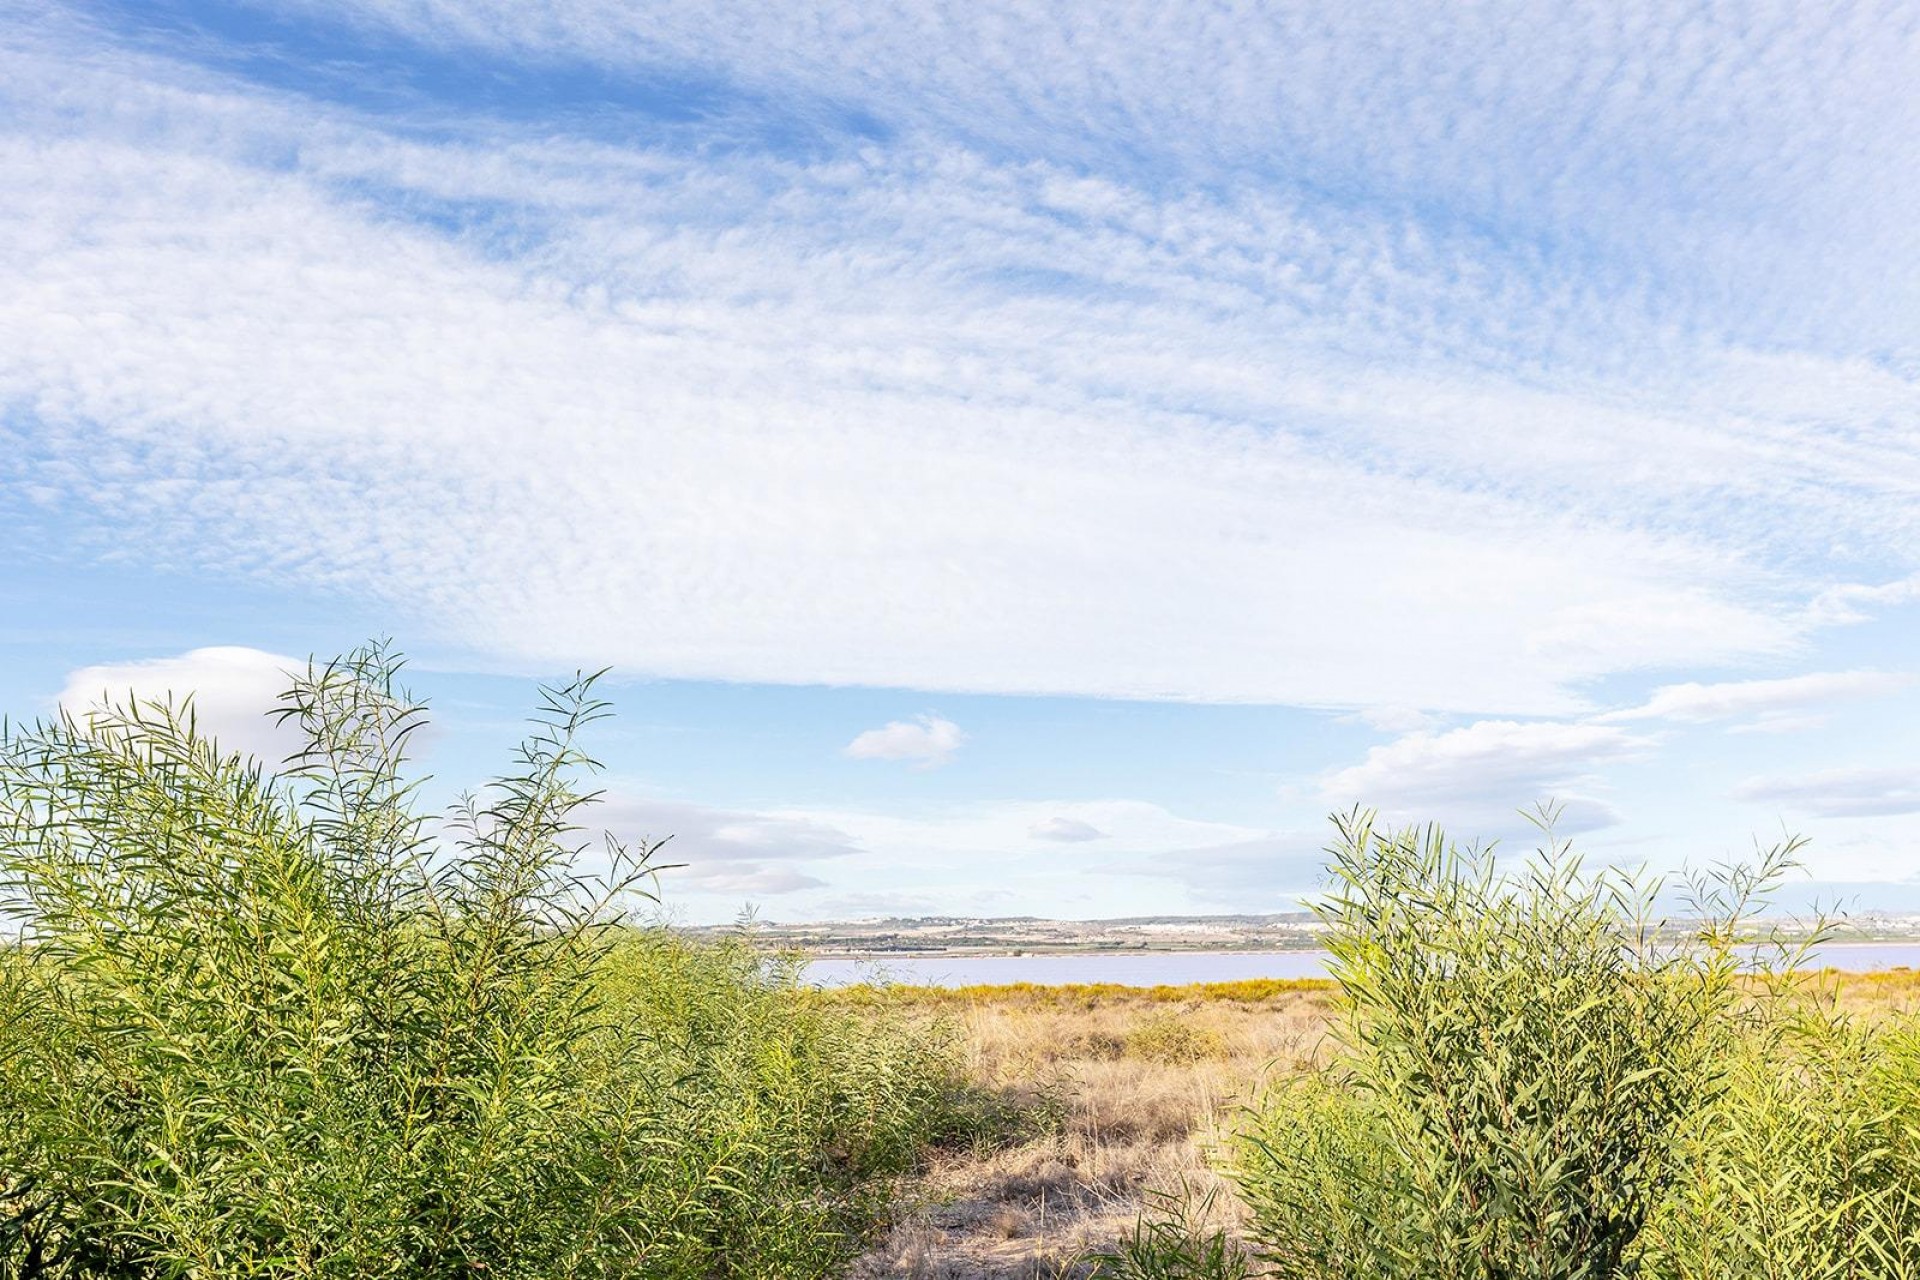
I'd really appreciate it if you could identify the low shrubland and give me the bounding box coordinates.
[0,647,978,1279]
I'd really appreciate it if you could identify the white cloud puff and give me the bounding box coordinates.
[1321,719,1651,834]
[57,646,305,766]
[844,715,965,768]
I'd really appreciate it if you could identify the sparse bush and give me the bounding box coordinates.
[1068,1029,1129,1061]
[1085,1183,1261,1279]
[0,645,964,1279]
[1126,1013,1227,1065]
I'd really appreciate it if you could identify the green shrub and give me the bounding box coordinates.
[1641,981,1920,1280]
[1235,1070,1401,1277]
[0,646,962,1279]
[1084,1183,1261,1280]
[1235,808,1783,1280]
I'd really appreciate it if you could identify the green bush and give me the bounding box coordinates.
[0,646,962,1279]
[1236,1069,1400,1277]
[1084,1183,1260,1280]
[1235,808,1781,1280]
[1640,980,1920,1280]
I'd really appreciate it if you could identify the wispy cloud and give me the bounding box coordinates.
[1030,816,1105,842]
[609,794,1271,914]
[844,715,965,768]
[809,799,1258,860]
[1806,576,1920,627]
[1343,706,1439,735]
[1732,768,1920,820]
[1124,832,1332,909]
[1,5,1917,720]
[1599,671,1913,731]
[594,794,861,896]
[241,2,1920,368]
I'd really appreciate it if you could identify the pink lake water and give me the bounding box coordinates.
[802,943,1920,988]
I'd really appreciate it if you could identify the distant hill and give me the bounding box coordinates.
[677,909,1920,958]
[682,911,1330,956]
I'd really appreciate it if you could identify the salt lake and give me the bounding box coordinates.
[803,943,1920,988]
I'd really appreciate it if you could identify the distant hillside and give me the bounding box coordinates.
[678,910,1920,957]
[685,911,1325,956]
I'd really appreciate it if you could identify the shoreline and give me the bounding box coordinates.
[797,944,1330,960]
[798,937,1920,962]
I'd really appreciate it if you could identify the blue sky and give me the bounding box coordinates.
[3,0,1919,923]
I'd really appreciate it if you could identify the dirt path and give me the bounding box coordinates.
[844,990,1328,1278]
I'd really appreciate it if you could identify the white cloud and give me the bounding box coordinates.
[667,865,826,895]
[1725,715,1834,737]
[1806,576,1920,627]
[8,0,1915,917]
[1790,822,1920,885]
[267,2,1920,372]
[1030,816,1105,842]
[1321,719,1651,834]
[57,646,305,766]
[844,715,965,768]
[592,794,1271,917]
[1732,768,1920,819]
[1344,705,1438,735]
[800,890,946,921]
[734,797,1264,913]
[1125,832,1333,909]
[592,794,860,897]
[0,14,1915,716]
[1600,671,1913,729]
[814,799,1257,860]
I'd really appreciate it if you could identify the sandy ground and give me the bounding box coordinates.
[847,988,1333,1278]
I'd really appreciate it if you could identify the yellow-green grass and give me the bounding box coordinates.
[816,976,1338,1009]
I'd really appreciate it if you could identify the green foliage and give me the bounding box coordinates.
[0,645,965,1279]
[1084,1183,1260,1280]
[1236,1070,1400,1277]
[1236,808,1783,1280]
[1640,978,1920,1280]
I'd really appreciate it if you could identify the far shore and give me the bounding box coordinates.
[798,937,1920,962]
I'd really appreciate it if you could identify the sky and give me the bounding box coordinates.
[3,1,1919,924]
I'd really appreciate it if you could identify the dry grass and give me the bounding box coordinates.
[845,985,1332,1278]
[1825,965,1920,1014]
[841,969,1920,1279]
